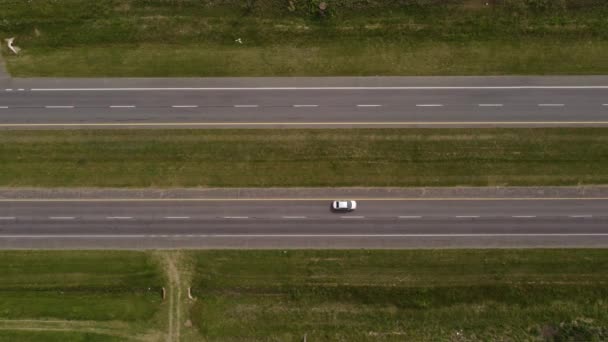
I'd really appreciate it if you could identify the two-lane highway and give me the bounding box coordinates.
[1,198,608,248]
[2,77,608,127]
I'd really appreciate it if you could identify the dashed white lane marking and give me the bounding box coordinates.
[164,216,190,219]
[399,216,422,219]
[456,215,480,218]
[0,217,16,220]
[171,105,198,108]
[283,216,307,219]
[234,105,259,108]
[5,89,12,91]
[341,216,364,219]
[110,105,136,108]
[478,104,503,107]
[570,215,593,218]
[0,106,8,109]
[603,104,608,106]
[293,105,319,108]
[356,104,382,107]
[513,215,536,218]
[18,89,25,91]
[224,216,249,219]
[538,103,565,107]
[45,105,74,109]
[107,216,133,220]
[416,104,443,107]
[50,216,75,220]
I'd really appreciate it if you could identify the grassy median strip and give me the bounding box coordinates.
[0,251,165,341]
[191,250,608,341]
[2,1,608,76]
[1,128,608,187]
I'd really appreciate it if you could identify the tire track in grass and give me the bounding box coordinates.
[161,252,182,342]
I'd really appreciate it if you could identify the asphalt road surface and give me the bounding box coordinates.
[1,76,608,128]
[1,199,607,248]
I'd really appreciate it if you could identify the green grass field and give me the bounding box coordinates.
[1,250,607,341]
[1,128,608,187]
[190,250,608,341]
[2,0,608,76]
[0,251,165,341]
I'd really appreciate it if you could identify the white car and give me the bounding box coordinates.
[331,200,357,212]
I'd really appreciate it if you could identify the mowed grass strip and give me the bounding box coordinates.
[0,330,118,342]
[1,129,608,187]
[0,251,163,322]
[190,250,608,341]
[2,1,608,76]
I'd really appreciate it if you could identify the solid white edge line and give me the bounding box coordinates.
[29,86,608,91]
[2,233,608,238]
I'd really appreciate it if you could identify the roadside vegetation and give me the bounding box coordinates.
[0,251,166,341]
[2,0,608,76]
[1,128,608,187]
[1,250,607,341]
[191,249,608,341]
